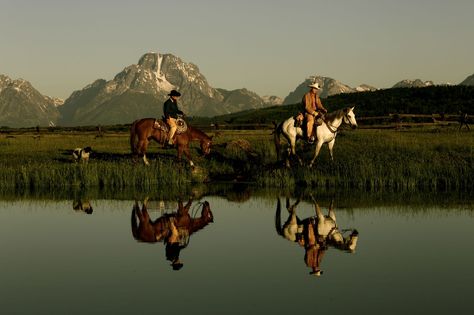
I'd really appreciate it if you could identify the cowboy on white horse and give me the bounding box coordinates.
[302,82,327,144]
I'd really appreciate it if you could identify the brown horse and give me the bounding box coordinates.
[130,118,213,166]
[131,198,214,244]
[131,199,214,270]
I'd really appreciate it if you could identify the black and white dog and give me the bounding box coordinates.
[72,146,92,163]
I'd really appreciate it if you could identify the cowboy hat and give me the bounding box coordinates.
[308,82,321,89]
[168,90,181,97]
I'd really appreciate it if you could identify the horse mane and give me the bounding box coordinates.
[187,125,211,140]
[189,217,212,234]
[325,108,346,122]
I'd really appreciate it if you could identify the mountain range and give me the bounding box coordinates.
[392,79,435,88]
[1,52,473,127]
[0,75,62,128]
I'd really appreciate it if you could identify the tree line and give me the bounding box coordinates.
[196,85,474,125]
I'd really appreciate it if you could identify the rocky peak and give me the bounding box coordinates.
[262,95,283,106]
[60,52,229,125]
[137,53,161,70]
[355,84,378,92]
[460,74,474,86]
[0,74,12,90]
[0,76,42,99]
[392,79,434,88]
[0,74,60,127]
[45,96,64,107]
[283,75,355,104]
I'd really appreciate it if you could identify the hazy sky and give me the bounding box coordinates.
[1,0,473,99]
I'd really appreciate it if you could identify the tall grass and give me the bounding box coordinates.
[0,128,472,192]
[257,128,473,191]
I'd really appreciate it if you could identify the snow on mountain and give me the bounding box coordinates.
[58,52,274,125]
[392,79,434,88]
[0,74,60,127]
[355,84,378,92]
[283,76,355,105]
[262,95,283,106]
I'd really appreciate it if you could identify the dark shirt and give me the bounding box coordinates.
[163,98,183,119]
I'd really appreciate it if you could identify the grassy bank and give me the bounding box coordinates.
[0,127,472,192]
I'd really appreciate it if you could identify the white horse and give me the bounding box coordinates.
[274,107,358,168]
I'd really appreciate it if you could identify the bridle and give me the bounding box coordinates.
[325,111,354,134]
[343,111,356,128]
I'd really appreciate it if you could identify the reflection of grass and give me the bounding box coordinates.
[0,128,472,191]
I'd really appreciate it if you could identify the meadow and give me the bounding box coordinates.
[0,126,472,193]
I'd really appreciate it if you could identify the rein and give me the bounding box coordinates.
[310,217,339,244]
[324,120,339,134]
[324,111,352,134]
[190,201,204,218]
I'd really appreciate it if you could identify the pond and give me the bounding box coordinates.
[1,188,473,314]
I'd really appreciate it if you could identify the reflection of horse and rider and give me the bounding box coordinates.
[131,198,214,270]
[275,196,359,276]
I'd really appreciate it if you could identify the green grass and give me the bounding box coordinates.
[0,127,472,192]
[259,128,473,190]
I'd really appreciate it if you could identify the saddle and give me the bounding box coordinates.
[298,112,325,138]
[153,116,188,134]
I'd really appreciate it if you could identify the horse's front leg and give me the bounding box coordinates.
[295,152,304,166]
[138,140,150,166]
[177,145,183,162]
[309,141,323,168]
[327,139,335,161]
[142,154,150,166]
[181,146,195,168]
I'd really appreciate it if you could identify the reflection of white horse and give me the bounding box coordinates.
[275,197,359,252]
[274,107,358,168]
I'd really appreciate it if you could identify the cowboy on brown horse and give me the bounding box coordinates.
[302,82,327,144]
[156,89,185,145]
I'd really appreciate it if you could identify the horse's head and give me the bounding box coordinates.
[343,107,358,129]
[200,136,213,156]
[201,201,213,223]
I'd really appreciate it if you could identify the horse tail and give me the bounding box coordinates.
[275,198,284,236]
[130,119,139,155]
[273,121,283,161]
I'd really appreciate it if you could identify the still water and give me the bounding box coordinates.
[1,189,473,314]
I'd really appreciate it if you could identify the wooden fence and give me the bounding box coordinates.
[199,114,471,131]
